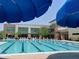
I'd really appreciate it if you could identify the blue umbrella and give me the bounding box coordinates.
[56,0,79,28]
[0,0,52,23]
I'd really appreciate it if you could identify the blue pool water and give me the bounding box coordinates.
[0,39,79,54]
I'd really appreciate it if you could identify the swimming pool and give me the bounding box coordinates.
[0,39,79,54]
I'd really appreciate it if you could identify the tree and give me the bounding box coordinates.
[39,27,49,38]
[0,31,4,39]
[15,31,21,38]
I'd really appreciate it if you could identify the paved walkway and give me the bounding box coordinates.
[2,54,50,59]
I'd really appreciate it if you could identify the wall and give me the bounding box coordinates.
[68,28,79,40]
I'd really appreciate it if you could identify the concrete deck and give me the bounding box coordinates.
[1,51,79,59]
[1,54,50,59]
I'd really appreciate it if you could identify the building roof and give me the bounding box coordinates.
[49,19,56,23]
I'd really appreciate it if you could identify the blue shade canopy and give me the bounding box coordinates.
[56,0,79,28]
[0,0,52,23]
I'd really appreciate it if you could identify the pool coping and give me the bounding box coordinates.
[0,51,79,57]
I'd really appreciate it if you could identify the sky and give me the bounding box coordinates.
[0,0,66,31]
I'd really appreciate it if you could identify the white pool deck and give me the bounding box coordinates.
[0,51,79,59]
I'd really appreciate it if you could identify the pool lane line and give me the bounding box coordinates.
[1,41,16,54]
[56,41,79,49]
[64,43,79,48]
[23,40,39,53]
[52,42,77,50]
[54,42,77,50]
[43,40,78,50]
[71,43,79,46]
[49,41,79,50]
[45,41,70,50]
[4,40,23,54]
[29,41,43,52]
[59,42,79,49]
[37,41,68,51]
[55,40,79,48]
[36,41,57,51]
[31,41,54,51]
[22,41,24,53]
